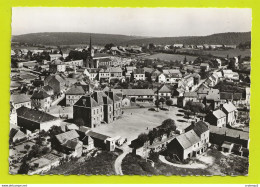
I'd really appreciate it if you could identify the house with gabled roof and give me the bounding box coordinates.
[65,85,86,106]
[54,130,83,157]
[206,109,227,127]
[167,121,210,161]
[157,84,172,98]
[42,85,54,96]
[44,74,66,95]
[112,89,154,103]
[221,101,237,126]
[205,89,221,110]
[10,94,31,113]
[177,92,198,108]
[9,128,27,143]
[31,89,51,111]
[17,106,61,133]
[73,95,101,128]
[209,125,249,149]
[49,59,66,73]
[167,130,200,160]
[133,68,145,81]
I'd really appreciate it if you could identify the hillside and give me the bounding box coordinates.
[12,32,146,46]
[125,32,251,45]
[12,32,251,46]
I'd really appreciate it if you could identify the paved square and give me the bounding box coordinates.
[92,107,192,142]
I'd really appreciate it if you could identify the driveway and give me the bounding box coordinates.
[159,155,208,169]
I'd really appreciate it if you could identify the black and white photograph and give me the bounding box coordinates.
[9,7,251,176]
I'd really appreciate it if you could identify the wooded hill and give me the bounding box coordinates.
[12,32,251,46]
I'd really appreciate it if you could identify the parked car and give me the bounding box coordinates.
[160,107,169,111]
[148,108,156,111]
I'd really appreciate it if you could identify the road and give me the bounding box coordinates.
[114,146,131,175]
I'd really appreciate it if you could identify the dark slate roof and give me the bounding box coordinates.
[91,91,105,105]
[74,95,99,108]
[45,75,65,84]
[31,90,50,100]
[208,125,249,140]
[10,94,31,104]
[105,91,122,102]
[220,92,233,100]
[103,95,113,105]
[86,131,110,141]
[17,106,58,123]
[99,58,111,62]
[233,93,243,100]
[63,139,82,150]
[133,68,145,74]
[42,85,53,92]
[55,130,80,144]
[185,121,209,137]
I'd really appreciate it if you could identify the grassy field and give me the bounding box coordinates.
[144,53,197,62]
[177,48,251,58]
[45,151,118,175]
[122,153,210,176]
[92,107,192,143]
[122,149,248,176]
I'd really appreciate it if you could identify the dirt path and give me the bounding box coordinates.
[159,155,208,169]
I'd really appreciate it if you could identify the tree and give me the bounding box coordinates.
[24,144,30,151]
[104,43,115,50]
[166,99,173,110]
[137,133,149,144]
[184,110,192,119]
[159,97,166,108]
[41,147,50,155]
[161,119,176,132]
[27,145,41,159]
[18,161,30,174]
[184,100,193,111]
[48,126,63,148]
[155,99,160,111]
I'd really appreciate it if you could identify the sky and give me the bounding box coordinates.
[12,8,252,37]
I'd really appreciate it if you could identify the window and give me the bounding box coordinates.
[94,110,95,115]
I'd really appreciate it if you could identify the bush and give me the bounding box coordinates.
[149,151,159,162]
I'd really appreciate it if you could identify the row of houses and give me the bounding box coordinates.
[131,120,249,161]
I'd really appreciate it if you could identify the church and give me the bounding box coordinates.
[85,35,113,68]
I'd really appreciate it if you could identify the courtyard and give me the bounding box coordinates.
[92,106,192,143]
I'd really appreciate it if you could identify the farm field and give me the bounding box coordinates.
[177,48,251,58]
[92,107,192,143]
[144,53,198,62]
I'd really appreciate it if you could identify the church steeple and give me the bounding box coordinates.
[89,34,94,58]
[89,34,92,50]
